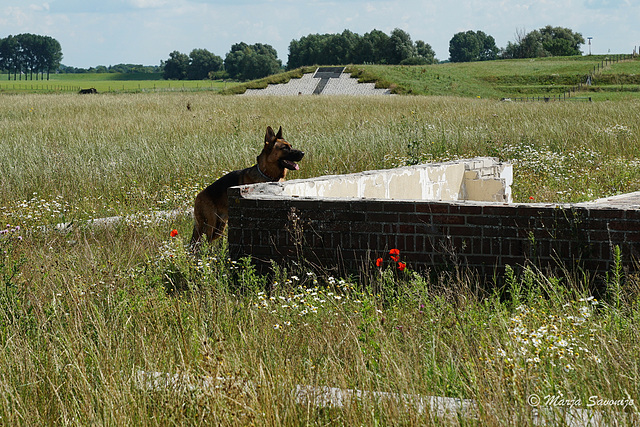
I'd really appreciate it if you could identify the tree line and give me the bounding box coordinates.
[449,26,584,62]
[162,28,436,81]
[287,29,437,69]
[163,25,584,82]
[0,33,63,80]
[1,25,586,83]
[59,64,162,74]
[162,43,282,81]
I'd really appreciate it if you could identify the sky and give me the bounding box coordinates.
[1,0,638,68]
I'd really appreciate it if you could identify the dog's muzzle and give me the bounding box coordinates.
[281,150,304,171]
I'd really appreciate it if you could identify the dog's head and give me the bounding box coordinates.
[260,126,304,177]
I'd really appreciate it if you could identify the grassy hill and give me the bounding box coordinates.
[347,54,640,100]
[2,55,639,99]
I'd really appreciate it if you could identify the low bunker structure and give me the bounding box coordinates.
[227,158,640,281]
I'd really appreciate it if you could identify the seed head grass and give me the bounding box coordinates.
[0,93,639,424]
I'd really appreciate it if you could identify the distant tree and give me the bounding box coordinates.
[40,35,63,79]
[385,28,416,64]
[357,29,390,64]
[108,64,160,73]
[163,51,189,80]
[0,33,62,80]
[449,30,498,62]
[288,28,435,67]
[288,33,333,69]
[414,40,437,64]
[225,42,281,80]
[476,31,499,61]
[322,30,359,65]
[449,31,479,62]
[187,48,223,80]
[539,25,584,56]
[0,35,20,80]
[501,26,583,58]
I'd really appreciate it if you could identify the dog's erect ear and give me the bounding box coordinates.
[265,126,276,145]
[275,126,283,140]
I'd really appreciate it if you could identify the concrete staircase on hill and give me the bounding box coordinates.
[242,67,392,96]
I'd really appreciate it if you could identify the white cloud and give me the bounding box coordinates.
[29,3,50,11]
[128,0,173,8]
[1,0,638,67]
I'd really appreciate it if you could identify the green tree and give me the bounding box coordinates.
[0,36,21,79]
[449,31,480,62]
[539,25,584,56]
[288,33,335,69]
[322,30,359,65]
[449,30,497,62]
[225,42,281,80]
[288,28,435,67]
[385,28,416,64]
[502,26,583,58]
[40,35,63,80]
[187,48,223,80]
[414,40,437,64]
[476,31,499,61]
[358,29,390,64]
[163,50,189,80]
[0,33,62,80]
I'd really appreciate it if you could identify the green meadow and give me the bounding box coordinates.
[0,72,230,94]
[347,54,640,99]
[1,60,639,424]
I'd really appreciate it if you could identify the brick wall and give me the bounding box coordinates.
[227,189,640,281]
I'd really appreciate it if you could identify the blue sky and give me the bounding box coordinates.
[1,0,638,68]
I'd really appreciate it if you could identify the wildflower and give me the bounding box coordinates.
[397,262,406,271]
[529,196,535,201]
[376,257,383,267]
[170,229,178,237]
[389,248,400,262]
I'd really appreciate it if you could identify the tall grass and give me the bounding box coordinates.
[1,93,639,227]
[0,93,639,424]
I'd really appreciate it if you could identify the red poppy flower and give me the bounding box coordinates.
[397,262,406,271]
[170,229,178,237]
[389,248,400,256]
[376,258,384,267]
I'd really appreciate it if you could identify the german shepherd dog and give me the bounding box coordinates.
[190,126,304,249]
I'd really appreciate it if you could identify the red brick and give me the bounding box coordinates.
[433,215,465,225]
[384,202,416,213]
[607,220,640,231]
[467,215,500,226]
[367,212,399,222]
[416,203,449,214]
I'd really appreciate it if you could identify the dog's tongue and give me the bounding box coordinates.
[284,160,299,170]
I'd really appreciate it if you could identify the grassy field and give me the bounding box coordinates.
[0,72,231,94]
[1,92,639,424]
[3,54,639,100]
[345,55,640,100]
